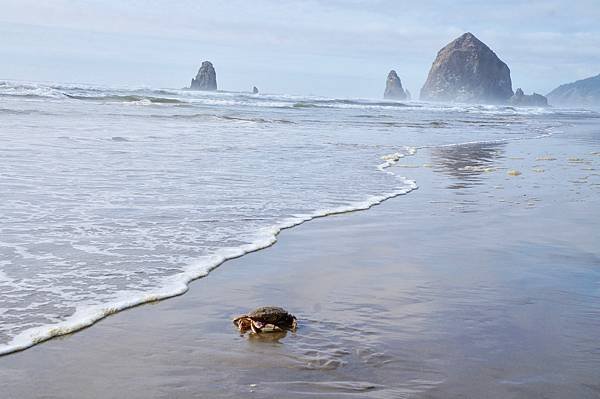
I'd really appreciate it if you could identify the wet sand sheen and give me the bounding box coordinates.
[1,133,600,398]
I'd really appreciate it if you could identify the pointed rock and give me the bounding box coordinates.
[384,70,407,100]
[190,61,217,91]
[420,32,513,103]
[509,88,548,107]
[253,86,259,94]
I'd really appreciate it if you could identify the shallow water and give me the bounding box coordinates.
[0,80,598,355]
[3,131,599,398]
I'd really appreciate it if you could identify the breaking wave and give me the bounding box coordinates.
[64,94,185,104]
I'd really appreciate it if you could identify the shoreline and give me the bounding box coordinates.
[1,125,555,357]
[0,151,418,357]
[2,129,599,398]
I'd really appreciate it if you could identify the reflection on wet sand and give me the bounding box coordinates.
[247,330,288,343]
[430,142,505,189]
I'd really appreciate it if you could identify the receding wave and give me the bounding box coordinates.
[65,94,185,104]
[219,115,295,124]
[293,99,412,109]
[146,113,295,124]
[0,107,50,116]
[0,148,417,356]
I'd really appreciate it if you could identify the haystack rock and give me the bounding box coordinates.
[253,86,259,94]
[384,70,407,100]
[509,88,548,107]
[190,61,217,91]
[420,32,513,103]
[547,74,600,107]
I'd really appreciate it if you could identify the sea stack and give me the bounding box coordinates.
[547,74,600,107]
[384,70,407,100]
[420,32,513,103]
[509,88,548,107]
[252,86,259,94]
[190,61,217,91]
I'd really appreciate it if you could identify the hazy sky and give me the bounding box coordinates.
[1,0,599,98]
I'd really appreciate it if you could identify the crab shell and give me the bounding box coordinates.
[233,306,297,333]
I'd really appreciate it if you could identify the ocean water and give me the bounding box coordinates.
[0,80,597,355]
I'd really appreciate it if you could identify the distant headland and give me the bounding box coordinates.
[547,74,600,107]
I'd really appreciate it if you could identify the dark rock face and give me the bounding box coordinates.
[547,74,600,107]
[190,61,217,91]
[509,88,548,107]
[420,32,513,103]
[384,70,407,100]
[253,86,259,94]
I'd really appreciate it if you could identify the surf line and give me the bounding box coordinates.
[0,146,418,357]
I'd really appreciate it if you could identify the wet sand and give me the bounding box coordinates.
[2,128,600,398]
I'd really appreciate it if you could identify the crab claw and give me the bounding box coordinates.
[233,316,253,332]
[250,319,265,334]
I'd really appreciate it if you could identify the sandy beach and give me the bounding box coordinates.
[3,2,600,398]
[1,124,599,398]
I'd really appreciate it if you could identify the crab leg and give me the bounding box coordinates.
[250,320,262,334]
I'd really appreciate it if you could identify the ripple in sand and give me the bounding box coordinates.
[536,155,556,161]
[264,380,383,393]
[461,165,496,173]
[507,170,522,176]
[570,178,588,184]
[396,164,421,168]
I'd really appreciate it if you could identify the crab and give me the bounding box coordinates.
[233,306,297,334]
